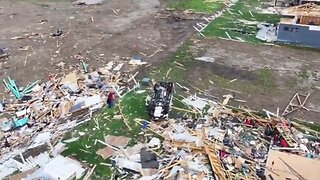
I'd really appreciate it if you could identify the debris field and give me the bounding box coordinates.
[0,59,140,179]
[105,98,320,179]
[0,0,320,179]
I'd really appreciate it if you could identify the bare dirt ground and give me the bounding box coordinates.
[186,38,320,122]
[0,0,193,86]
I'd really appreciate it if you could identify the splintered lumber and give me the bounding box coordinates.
[159,161,181,173]
[249,11,254,17]
[117,104,132,130]
[222,94,233,105]
[134,118,165,138]
[171,140,229,154]
[175,82,190,91]
[97,139,119,151]
[223,105,279,126]
[93,117,100,130]
[83,164,97,180]
[174,65,186,70]
[172,106,197,114]
[171,141,203,151]
[204,145,227,180]
[127,71,139,83]
[276,124,297,147]
[173,61,184,67]
[165,68,172,78]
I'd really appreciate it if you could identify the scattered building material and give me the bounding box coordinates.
[25,155,85,180]
[110,95,320,179]
[0,48,10,59]
[193,0,239,36]
[205,145,228,180]
[258,3,320,48]
[83,164,96,180]
[0,59,142,179]
[256,23,277,42]
[104,135,131,148]
[9,168,37,180]
[97,147,115,159]
[222,94,233,105]
[282,92,310,116]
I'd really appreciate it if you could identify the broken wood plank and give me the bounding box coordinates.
[172,106,197,114]
[204,145,227,180]
[117,104,132,130]
[127,71,139,83]
[83,164,96,180]
[174,65,186,70]
[165,68,172,78]
[97,139,119,151]
[173,61,184,67]
[223,88,242,94]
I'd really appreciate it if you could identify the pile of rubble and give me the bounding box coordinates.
[0,59,142,179]
[1,56,319,179]
[106,96,320,179]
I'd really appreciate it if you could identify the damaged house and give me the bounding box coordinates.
[257,3,320,48]
[276,3,320,48]
[292,0,320,5]
[283,0,320,6]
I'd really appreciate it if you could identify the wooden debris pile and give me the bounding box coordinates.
[109,102,320,179]
[0,60,140,160]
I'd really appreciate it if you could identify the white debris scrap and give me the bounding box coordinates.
[63,137,79,143]
[75,0,104,5]
[182,95,208,110]
[25,155,85,180]
[28,132,52,149]
[256,23,277,42]
[113,156,142,172]
[194,57,215,63]
[147,137,161,148]
[171,132,203,147]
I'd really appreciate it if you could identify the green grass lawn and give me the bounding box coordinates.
[255,68,276,91]
[203,0,280,43]
[150,44,191,82]
[61,91,149,179]
[169,0,224,13]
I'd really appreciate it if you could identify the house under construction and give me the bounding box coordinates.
[277,3,320,48]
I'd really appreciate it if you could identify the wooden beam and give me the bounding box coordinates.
[204,145,227,180]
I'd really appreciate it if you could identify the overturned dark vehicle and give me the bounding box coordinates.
[146,82,174,120]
